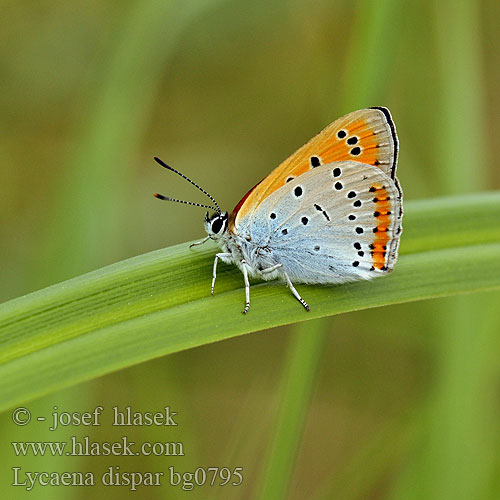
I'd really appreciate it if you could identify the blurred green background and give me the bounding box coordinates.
[1,0,499,498]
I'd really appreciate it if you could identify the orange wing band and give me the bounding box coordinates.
[371,185,392,270]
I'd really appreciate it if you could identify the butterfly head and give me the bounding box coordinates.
[204,211,229,240]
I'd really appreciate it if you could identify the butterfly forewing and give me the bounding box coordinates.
[242,161,402,284]
[231,107,398,229]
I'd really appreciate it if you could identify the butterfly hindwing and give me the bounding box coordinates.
[231,107,398,229]
[243,161,403,284]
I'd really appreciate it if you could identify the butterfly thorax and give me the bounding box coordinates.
[205,211,282,280]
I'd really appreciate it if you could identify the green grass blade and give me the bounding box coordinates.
[0,193,499,412]
[338,0,401,111]
[256,319,328,500]
[390,2,497,499]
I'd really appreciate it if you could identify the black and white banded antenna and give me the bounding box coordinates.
[153,157,221,214]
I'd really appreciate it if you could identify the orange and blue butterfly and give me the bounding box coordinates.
[154,107,403,313]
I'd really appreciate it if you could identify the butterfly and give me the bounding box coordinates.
[154,107,403,314]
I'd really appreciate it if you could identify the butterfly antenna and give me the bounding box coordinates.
[153,193,217,211]
[154,157,221,213]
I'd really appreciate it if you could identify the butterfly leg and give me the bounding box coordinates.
[282,269,310,312]
[260,263,283,275]
[189,236,210,249]
[241,260,251,314]
[212,253,232,295]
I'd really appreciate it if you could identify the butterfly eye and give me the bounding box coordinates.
[211,217,224,234]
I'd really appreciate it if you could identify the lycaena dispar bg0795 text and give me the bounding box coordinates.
[154,107,403,313]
